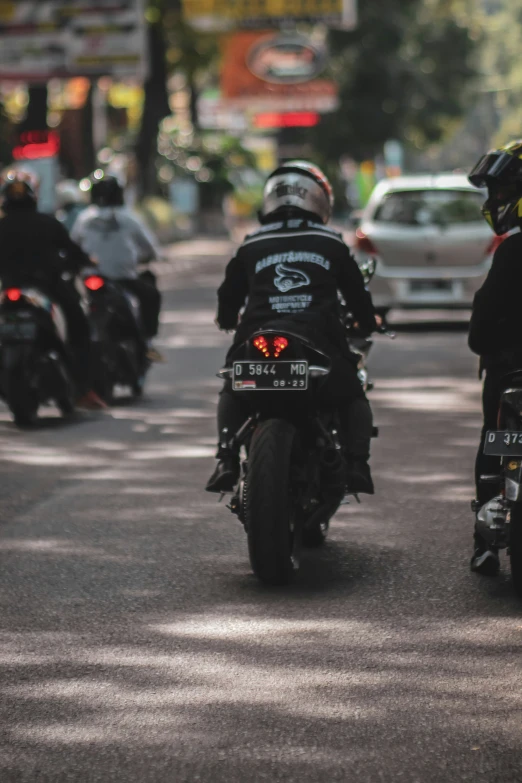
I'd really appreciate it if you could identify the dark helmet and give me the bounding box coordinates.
[469,141,522,235]
[1,169,38,211]
[88,171,124,207]
[262,160,334,225]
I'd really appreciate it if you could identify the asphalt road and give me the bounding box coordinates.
[1,240,521,783]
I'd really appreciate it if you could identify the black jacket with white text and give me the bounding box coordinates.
[217,219,377,350]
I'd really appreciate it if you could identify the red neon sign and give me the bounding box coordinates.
[12,131,60,161]
[254,112,320,129]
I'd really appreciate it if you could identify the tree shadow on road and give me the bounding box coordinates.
[2,334,522,780]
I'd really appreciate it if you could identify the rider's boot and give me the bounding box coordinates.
[345,453,375,495]
[470,529,500,576]
[206,449,240,493]
[77,389,108,411]
[146,341,166,363]
[206,428,240,493]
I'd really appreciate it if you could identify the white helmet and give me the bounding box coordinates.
[56,179,87,209]
[262,160,334,224]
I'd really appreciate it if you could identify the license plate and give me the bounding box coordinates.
[409,280,453,293]
[233,361,308,391]
[484,431,522,457]
[0,321,37,341]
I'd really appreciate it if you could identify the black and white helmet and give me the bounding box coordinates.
[262,160,334,225]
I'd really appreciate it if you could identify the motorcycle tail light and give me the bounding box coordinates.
[273,336,289,358]
[253,335,270,358]
[355,229,378,255]
[84,275,105,291]
[5,288,22,302]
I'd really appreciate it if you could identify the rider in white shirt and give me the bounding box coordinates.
[72,172,163,361]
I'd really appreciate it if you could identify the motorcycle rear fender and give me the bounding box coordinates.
[89,308,111,343]
[1,289,67,344]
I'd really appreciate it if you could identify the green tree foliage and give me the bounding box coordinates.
[482,3,522,145]
[314,0,480,162]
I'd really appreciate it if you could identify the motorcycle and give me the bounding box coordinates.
[83,270,150,404]
[473,373,522,596]
[216,259,389,586]
[0,280,75,426]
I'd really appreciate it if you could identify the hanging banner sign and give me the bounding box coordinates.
[220,31,338,113]
[201,30,338,129]
[67,6,147,76]
[246,34,327,85]
[0,1,147,79]
[182,0,357,31]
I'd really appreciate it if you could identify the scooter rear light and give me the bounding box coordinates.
[354,229,378,255]
[84,275,105,292]
[5,288,22,302]
[253,335,270,358]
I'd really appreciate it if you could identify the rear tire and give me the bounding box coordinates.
[4,347,38,427]
[509,505,522,597]
[245,419,297,586]
[92,350,114,405]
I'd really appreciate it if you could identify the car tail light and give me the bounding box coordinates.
[354,229,378,255]
[486,233,508,255]
[273,336,288,358]
[5,288,22,302]
[84,275,105,291]
[253,335,270,358]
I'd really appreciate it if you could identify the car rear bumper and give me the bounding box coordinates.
[369,273,486,309]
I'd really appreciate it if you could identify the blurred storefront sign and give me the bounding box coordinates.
[169,179,199,216]
[12,130,60,160]
[199,88,337,129]
[8,156,59,213]
[198,92,249,132]
[0,1,147,80]
[246,34,326,85]
[243,136,277,172]
[66,3,147,77]
[253,112,320,128]
[219,31,338,118]
[383,138,404,177]
[356,160,377,207]
[182,0,357,31]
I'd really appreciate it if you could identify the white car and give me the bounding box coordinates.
[353,174,502,311]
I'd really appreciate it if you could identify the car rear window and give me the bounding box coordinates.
[373,189,484,226]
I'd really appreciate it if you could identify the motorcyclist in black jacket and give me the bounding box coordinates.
[468,141,522,574]
[0,170,105,409]
[206,160,378,495]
